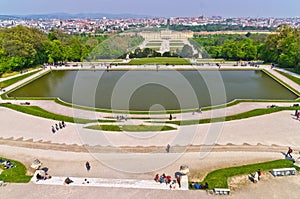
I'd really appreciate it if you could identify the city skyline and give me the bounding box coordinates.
[0,0,299,18]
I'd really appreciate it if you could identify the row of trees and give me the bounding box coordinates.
[0,25,107,76]
[193,26,300,70]
[193,33,266,61]
[87,35,144,60]
[260,25,300,69]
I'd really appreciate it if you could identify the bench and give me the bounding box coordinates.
[213,188,230,195]
[270,168,297,177]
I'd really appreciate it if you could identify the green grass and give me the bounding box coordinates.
[0,103,111,124]
[86,124,176,132]
[193,159,299,189]
[168,106,299,126]
[170,47,183,51]
[149,40,163,43]
[0,70,40,89]
[0,157,32,183]
[128,57,191,65]
[285,68,300,75]
[169,43,184,46]
[170,40,184,42]
[145,43,162,47]
[276,70,300,86]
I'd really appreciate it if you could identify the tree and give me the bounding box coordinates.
[47,40,64,64]
[180,45,194,58]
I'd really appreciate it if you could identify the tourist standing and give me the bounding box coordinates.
[85,161,91,172]
[166,144,170,153]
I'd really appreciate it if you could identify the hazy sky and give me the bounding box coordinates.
[0,0,299,17]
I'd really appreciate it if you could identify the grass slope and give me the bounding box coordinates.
[86,124,176,132]
[0,157,32,183]
[168,107,299,126]
[0,70,40,88]
[196,159,299,189]
[0,104,115,124]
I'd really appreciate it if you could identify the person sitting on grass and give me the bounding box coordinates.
[194,183,201,189]
[190,182,195,189]
[201,182,209,189]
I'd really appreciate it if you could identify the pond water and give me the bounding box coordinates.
[9,70,298,111]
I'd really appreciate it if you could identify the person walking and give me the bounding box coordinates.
[287,147,293,158]
[85,161,91,172]
[166,144,170,153]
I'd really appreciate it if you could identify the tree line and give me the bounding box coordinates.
[0,25,107,76]
[193,25,300,70]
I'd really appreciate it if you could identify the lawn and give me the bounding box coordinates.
[128,57,191,65]
[0,157,32,183]
[167,106,299,126]
[169,43,184,46]
[0,70,40,89]
[193,159,299,189]
[145,43,162,47]
[276,70,300,86]
[0,103,115,124]
[86,124,176,132]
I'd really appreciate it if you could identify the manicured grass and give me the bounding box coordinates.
[0,70,40,88]
[285,68,300,75]
[86,124,176,132]
[169,43,184,46]
[145,43,162,47]
[167,106,299,126]
[0,103,115,124]
[128,57,191,65]
[276,70,300,86]
[0,157,32,183]
[149,40,163,43]
[193,159,299,189]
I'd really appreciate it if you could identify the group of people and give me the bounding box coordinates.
[0,159,14,169]
[154,173,181,189]
[51,121,66,133]
[249,169,262,183]
[116,115,128,121]
[189,182,209,190]
[36,172,52,181]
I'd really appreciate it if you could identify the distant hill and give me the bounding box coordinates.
[0,13,153,20]
[0,15,20,20]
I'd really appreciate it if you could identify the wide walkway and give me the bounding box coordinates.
[32,175,188,191]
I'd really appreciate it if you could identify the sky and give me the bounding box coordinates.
[0,0,299,18]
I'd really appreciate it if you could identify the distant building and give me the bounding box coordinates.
[139,30,193,40]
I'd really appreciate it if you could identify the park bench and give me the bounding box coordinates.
[270,168,297,177]
[213,188,230,195]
